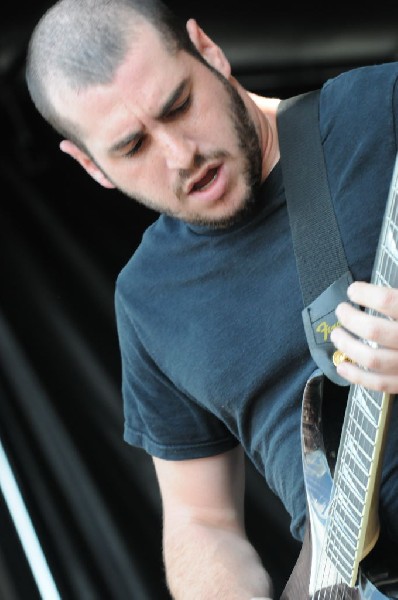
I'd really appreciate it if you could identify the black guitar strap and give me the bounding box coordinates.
[277,89,353,386]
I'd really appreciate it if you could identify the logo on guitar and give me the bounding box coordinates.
[315,319,341,343]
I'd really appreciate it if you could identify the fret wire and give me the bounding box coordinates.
[329,508,358,537]
[350,461,368,487]
[318,159,398,581]
[336,479,363,514]
[343,430,372,470]
[338,460,367,495]
[325,533,354,580]
[351,398,378,431]
[340,435,373,477]
[348,411,377,443]
[326,530,354,567]
[335,445,371,495]
[328,524,357,557]
[377,252,398,282]
[336,465,367,502]
[340,427,372,473]
[353,414,376,443]
[352,387,380,423]
[336,479,369,510]
[338,436,373,486]
[350,412,378,434]
[333,504,360,540]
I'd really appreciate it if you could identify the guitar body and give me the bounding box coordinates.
[281,370,398,600]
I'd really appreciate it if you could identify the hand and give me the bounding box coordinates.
[330,281,398,393]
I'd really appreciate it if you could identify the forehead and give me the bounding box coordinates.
[54,20,190,143]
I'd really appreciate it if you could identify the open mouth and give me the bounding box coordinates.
[191,167,219,192]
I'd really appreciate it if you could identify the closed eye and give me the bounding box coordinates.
[167,94,191,118]
[123,96,191,157]
[124,136,145,158]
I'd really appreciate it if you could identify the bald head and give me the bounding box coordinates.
[26,0,197,145]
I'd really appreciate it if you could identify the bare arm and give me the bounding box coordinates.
[153,445,273,600]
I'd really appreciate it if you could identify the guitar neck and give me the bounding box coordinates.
[327,386,392,584]
[324,155,398,585]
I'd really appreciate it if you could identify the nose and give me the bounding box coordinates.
[158,129,197,170]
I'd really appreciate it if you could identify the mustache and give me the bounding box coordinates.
[175,151,228,198]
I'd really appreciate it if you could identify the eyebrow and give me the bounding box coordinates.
[108,78,189,155]
[156,78,188,119]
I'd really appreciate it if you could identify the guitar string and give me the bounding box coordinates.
[323,201,392,599]
[311,167,398,599]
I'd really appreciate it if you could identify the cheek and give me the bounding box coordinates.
[197,105,236,152]
[108,155,151,182]
[118,157,169,197]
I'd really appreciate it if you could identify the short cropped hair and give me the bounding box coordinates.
[26,0,199,145]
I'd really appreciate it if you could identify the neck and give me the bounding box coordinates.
[247,89,281,181]
[228,76,281,181]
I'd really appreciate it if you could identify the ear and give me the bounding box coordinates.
[186,18,231,79]
[59,140,115,189]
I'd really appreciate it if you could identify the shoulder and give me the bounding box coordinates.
[115,214,207,312]
[321,61,398,105]
[317,63,398,283]
[319,62,398,141]
[323,61,398,92]
[116,216,178,289]
[115,216,165,312]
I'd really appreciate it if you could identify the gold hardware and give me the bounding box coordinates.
[333,350,354,366]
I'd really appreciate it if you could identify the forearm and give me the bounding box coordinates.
[162,520,273,600]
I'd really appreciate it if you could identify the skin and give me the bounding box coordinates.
[56,18,280,228]
[56,16,398,395]
[55,19,280,597]
[50,15,398,599]
[331,281,398,393]
[153,445,273,599]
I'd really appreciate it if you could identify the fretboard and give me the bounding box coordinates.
[324,155,398,585]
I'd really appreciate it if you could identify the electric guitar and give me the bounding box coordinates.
[281,157,398,599]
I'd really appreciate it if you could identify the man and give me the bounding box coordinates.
[25,1,398,598]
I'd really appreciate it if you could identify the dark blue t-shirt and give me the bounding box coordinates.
[115,62,398,541]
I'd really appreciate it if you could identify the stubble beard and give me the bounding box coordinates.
[103,69,263,229]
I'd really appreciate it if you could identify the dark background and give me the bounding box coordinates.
[1,3,398,599]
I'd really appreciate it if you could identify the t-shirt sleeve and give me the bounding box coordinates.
[115,289,238,460]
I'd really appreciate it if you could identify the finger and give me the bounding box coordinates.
[334,358,398,394]
[331,326,398,374]
[348,281,398,320]
[335,302,398,349]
